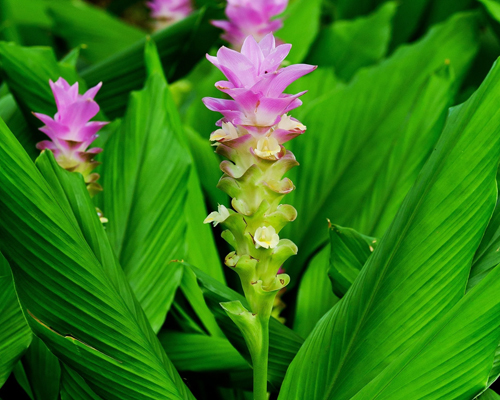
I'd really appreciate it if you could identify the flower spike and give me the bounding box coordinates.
[203,33,315,400]
[34,77,107,196]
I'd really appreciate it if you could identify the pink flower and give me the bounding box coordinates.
[147,0,192,25]
[212,0,288,49]
[202,34,316,135]
[34,78,107,188]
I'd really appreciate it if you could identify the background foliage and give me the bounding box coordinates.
[2,0,500,399]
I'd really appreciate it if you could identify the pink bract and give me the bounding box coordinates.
[147,0,192,23]
[34,78,107,188]
[212,0,288,49]
[202,34,316,132]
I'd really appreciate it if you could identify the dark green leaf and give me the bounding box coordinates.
[0,254,31,387]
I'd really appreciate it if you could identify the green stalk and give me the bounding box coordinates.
[253,315,270,400]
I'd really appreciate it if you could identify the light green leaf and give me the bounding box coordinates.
[328,224,377,298]
[293,245,338,338]
[307,2,396,81]
[278,54,500,400]
[276,0,322,63]
[0,254,31,387]
[0,120,193,399]
[285,12,476,278]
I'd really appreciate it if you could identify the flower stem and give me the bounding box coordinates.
[253,315,270,400]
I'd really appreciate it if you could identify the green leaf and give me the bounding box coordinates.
[60,364,103,400]
[479,389,500,399]
[17,336,60,400]
[97,42,191,333]
[293,245,338,338]
[80,6,223,118]
[276,0,322,63]
[158,331,248,372]
[47,0,145,64]
[0,120,193,399]
[285,12,477,278]
[188,265,303,389]
[0,254,31,387]
[307,2,396,81]
[328,224,377,298]
[278,53,500,400]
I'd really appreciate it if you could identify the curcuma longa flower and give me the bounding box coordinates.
[147,0,193,29]
[34,77,107,196]
[212,0,288,49]
[203,33,315,399]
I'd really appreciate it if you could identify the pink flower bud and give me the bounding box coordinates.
[212,0,288,49]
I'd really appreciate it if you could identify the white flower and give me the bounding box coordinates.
[254,226,280,249]
[254,136,281,160]
[204,204,230,226]
[277,114,306,132]
[210,121,239,141]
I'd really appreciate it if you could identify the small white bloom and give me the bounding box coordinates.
[254,136,281,160]
[210,122,239,141]
[254,226,280,249]
[277,114,306,131]
[204,204,230,226]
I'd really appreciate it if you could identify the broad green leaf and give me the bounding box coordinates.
[81,6,223,118]
[293,245,338,338]
[0,121,193,399]
[307,2,396,81]
[481,0,500,21]
[285,12,476,278]
[97,42,190,333]
[17,337,60,400]
[347,245,500,400]
[328,224,377,298]
[47,0,144,64]
[188,265,304,389]
[0,254,31,387]
[158,331,248,372]
[278,54,500,400]
[60,364,103,400]
[276,0,322,63]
